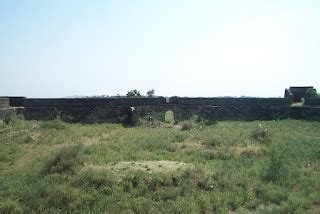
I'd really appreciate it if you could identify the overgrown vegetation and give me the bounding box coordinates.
[3,110,18,126]
[0,116,319,213]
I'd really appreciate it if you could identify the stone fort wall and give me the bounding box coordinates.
[2,96,320,123]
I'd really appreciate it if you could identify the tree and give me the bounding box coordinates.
[146,89,155,97]
[126,89,141,98]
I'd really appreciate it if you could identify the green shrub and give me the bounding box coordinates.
[262,149,287,183]
[42,144,82,176]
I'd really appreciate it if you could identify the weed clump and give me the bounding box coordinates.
[251,124,270,143]
[42,144,82,176]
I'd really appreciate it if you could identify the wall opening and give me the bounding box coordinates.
[164,110,175,124]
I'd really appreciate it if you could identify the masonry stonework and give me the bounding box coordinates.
[2,94,320,124]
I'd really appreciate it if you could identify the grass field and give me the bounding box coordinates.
[0,115,319,213]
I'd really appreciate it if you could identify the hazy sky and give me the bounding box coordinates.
[1,0,320,98]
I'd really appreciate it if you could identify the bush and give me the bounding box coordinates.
[262,149,287,183]
[42,144,82,176]
[181,123,193,131]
